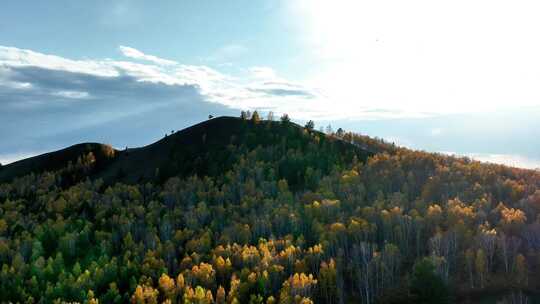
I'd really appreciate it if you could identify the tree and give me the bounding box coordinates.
[2,112,540,303]
[241,111,249,120]
[514,254,528,286]
[288,273,317,298]
[498,232,521,273]
[158,273,176,300]
[475,249,487,288]
[177,273,186,294]
[183,286,214,304]
[500,206,527,234]
[249,294,264,304]
[83,290,98,304]
[131,284,159,304]
[280,114,290,124]
[318,260,337,304]
[252,111,261,124]
[186,262,216,290]
[305,121,315,131]
[410,258,449,304]
[216,285,226,304]
[103,283,122,304]
[0,219,7,236]
[465,248,475,288]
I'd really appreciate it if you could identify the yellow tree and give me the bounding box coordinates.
[159,273,177,301]
[131,284,159,304]
[500,206,527,235]
[227,275,241,304]
[216,285,226,304]
[183,286,214,304]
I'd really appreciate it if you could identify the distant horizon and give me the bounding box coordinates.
[1,113,539,170]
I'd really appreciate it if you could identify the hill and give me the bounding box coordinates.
[0,116,374,186]
[0,143,117,183]
[1,115,540,303]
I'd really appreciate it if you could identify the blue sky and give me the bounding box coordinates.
[1,0,539,168]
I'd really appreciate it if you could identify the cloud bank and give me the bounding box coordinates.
[0,45,321,112]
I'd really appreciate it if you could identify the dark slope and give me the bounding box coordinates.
[100,116,375,185]
[0,116,374,185]
[0,143,117,183]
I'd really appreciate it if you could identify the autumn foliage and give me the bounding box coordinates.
[0,115,539,303]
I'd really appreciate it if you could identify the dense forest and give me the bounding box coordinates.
[1,113,539,303]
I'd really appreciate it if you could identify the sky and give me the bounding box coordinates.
[0,0,539,169]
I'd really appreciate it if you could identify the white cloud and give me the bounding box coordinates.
[441,151,540,170]
[469,153,540,170]
[0,45,448,122]
[289,0,540,115]
[119,45,177,66]
[0,46,118,77]
[52,90,90,99]
[0,45,330,119]
[0,79,32,90]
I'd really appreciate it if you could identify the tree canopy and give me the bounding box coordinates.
[0,114,539,303]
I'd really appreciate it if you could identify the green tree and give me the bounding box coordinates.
[410,258,449,304]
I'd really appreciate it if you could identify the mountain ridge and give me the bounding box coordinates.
[0,116,375,185]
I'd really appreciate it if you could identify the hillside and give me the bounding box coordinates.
[0,116,374,186]
[1,115,540,303]
[0,143,117,183]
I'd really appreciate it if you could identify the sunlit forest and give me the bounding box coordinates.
[1,114,539,303]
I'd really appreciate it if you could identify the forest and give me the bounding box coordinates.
[1,113,539,303]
